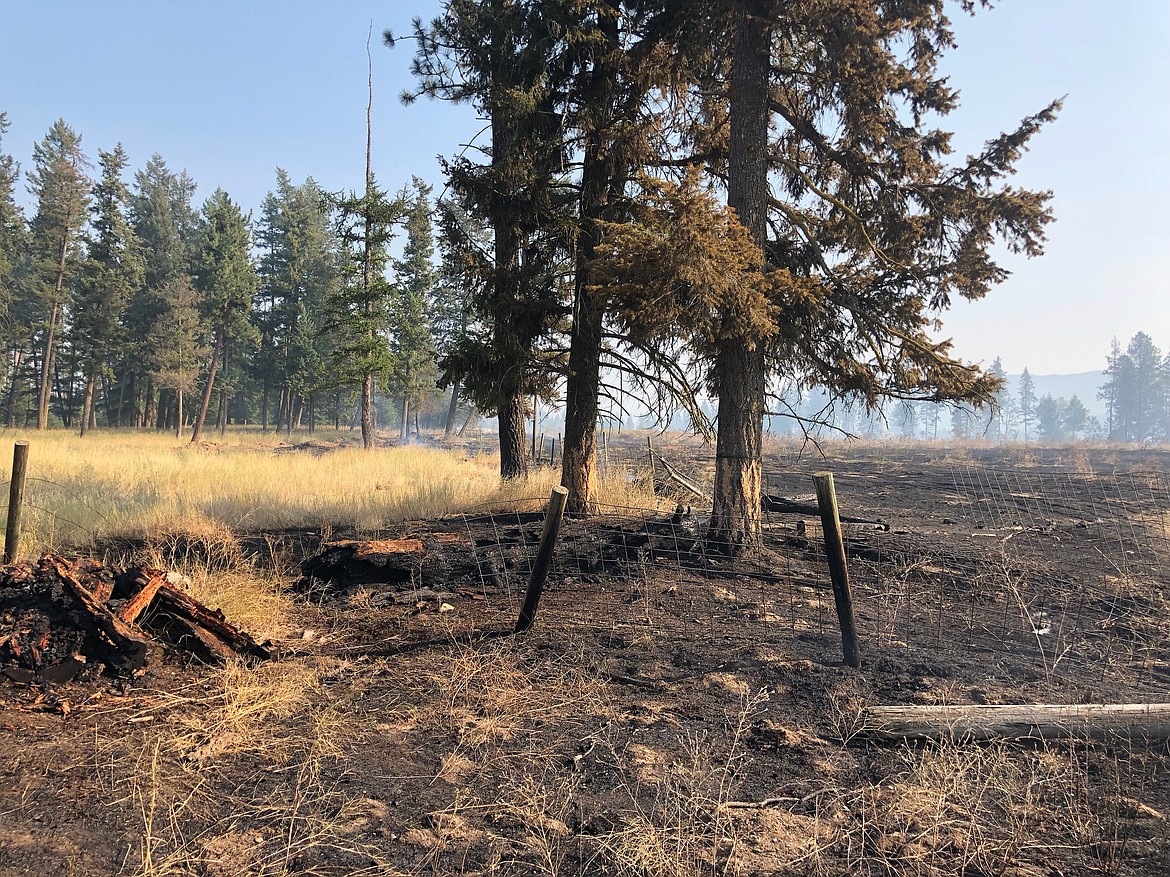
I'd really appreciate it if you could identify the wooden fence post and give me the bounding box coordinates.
[4,442,29,564]
[812,472,861,668]
[515,485,569,633]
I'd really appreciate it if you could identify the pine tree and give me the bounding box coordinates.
[1018,368,1037,441]
[26,119,91,429]
[127,154,199,427]
[0,113,29,422]
[1035,394,1065,441]
[330,178,404,449]
[1063,395,1089,439]
[596,2,1057,549]
[190,189,257,444]
[388,178,440,442]
[255,170,340,433]
[151,275,205,437]
[432,200,485,436]
[405,0,572,478]
[75,144,143,436]
[1119,331,1162,441]
[1098,337,1122,441]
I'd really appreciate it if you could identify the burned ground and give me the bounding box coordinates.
[1,441,1168,876]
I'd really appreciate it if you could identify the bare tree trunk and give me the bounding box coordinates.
[79,370,96,437]
[37,235,70,430]
[360,372,375,449]
[191,327,224,445]
[6,347,22,428]
[145,376,158,430]
[444,381,461,438]
[175,388,183,439]
[400,396,409,444]
[708,0,770,554]
[498,390,528,480]
[413,409,420,439]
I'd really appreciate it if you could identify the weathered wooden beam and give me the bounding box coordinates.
[155,585,271,661]
[863,703,1170,743]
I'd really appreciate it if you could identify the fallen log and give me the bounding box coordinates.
[863,703,1170,743]
[762,493,887,529]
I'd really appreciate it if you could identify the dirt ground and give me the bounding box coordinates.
[1,441,1168,876]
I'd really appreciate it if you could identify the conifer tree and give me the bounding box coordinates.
[1018,368,1036,441]
[190,189,257,444]
[405,0,572,478]
[432,200,485,436]
[331,178,404,449]
[1063,395,1089,439]
[26,119,90,429]
[75,144,143,436]
[256,170,340,432]
[1035,393,1064,441]
[388,178,440,442]
[151,275,205,437]
[1119,331,1162,441]
[127,154,199,427]
[0,113,29,420]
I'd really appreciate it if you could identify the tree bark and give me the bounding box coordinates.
[498,389,528,480]
[79,370,96,437]
[360,372,375,449]
[708,0,771,554]
[175,387,183,439]
[37,235,70,430]
[400,396,409,443]
[190,326,224,445]
[444,380,461,437]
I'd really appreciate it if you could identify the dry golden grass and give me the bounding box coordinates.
[0,427,654,557]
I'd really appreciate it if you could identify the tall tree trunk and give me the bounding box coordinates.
[145,376,158,430]
[444,380,461,437]
[191,326,224,445]
[37,302,60,429]
[498,389,527,480]
[6,347,22,428]
[708,0,770,554]
[561,9,620,515]
[115,374,126,427]
[360,372,375,449]
[175,387,183,439]
[400,396,409,444]
[79,369,96,437]
[37,235,70,430]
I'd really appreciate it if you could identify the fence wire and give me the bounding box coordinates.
[440,456,1170,705]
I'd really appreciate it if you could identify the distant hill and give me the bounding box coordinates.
[1005,371,1106,418]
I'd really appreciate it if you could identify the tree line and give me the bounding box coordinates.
[0,113,472,445]
[2,2,1063,553]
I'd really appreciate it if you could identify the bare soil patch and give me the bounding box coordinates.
[1,443,1168,876]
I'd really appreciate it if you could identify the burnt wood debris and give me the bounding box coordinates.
[0,553,270,683]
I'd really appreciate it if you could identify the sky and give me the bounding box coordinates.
[1,1,1167,377]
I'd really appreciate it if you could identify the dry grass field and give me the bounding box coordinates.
[1,428,1168,877]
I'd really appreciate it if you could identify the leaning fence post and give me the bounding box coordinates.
[515,485,569,633]
[812,472,861,668]
[4,442,29,564]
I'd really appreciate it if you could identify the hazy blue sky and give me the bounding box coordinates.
[2,1,1166,376]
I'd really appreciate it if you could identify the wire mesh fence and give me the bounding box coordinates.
[441,453,1170,705]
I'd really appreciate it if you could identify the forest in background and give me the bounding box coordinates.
[4,2,1167,549]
